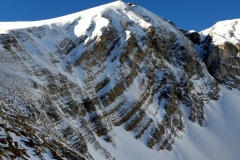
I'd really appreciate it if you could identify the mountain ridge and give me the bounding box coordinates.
[0,1,127,33]
[0,1,239,160]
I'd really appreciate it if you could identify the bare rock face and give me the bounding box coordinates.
[0,1,219,159]
[205,42,240,89]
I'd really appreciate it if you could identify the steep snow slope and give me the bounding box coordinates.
[0,1,239,160]
[90,85,240,160]
[173,85,240,160]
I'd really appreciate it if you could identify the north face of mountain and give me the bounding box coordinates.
[1,1,238,160]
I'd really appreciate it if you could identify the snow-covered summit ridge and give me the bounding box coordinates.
[0,0,180,46]
[201,19,240,45]
[0,1,164,35]
[0,1,128,33]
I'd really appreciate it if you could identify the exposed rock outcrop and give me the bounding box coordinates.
[203,19,240,89]
[182,19,240,90]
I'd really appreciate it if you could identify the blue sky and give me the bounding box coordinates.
[0,0,239,31]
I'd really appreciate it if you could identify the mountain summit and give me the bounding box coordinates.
[0,1,239,160]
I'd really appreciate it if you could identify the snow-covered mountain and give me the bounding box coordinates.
[0,1,239,160]
[182,19,240,89]
[201,19,240,89]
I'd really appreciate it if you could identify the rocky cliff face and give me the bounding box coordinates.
[0,1,224,159]
[181,19,240,90]
[202,19,240,89]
